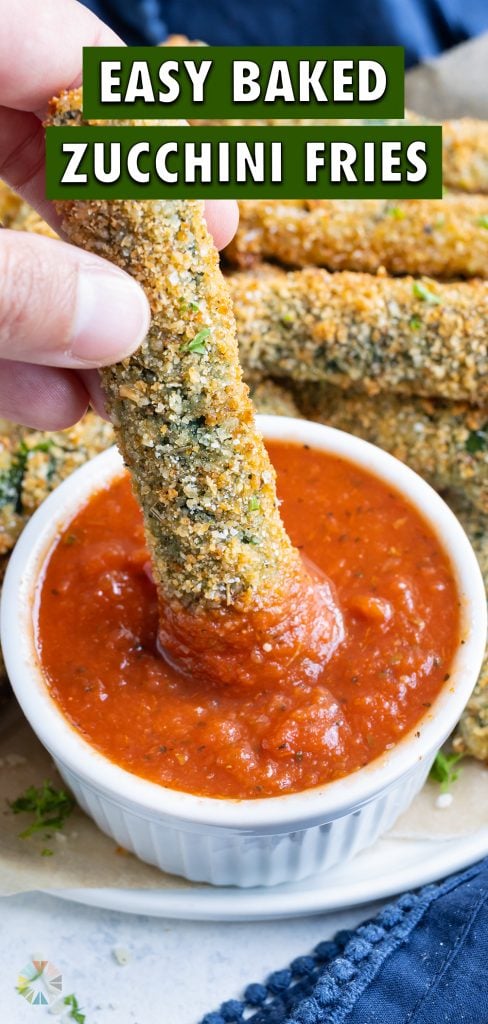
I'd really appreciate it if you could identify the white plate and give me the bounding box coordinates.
[49,827,488,921]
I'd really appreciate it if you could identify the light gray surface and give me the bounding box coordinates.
[0,892,382,1023]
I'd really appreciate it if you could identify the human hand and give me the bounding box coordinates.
[0,0,238,429]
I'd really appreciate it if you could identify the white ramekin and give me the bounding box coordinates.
[1,416,486,887]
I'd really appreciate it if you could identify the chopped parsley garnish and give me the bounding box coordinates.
[465,423,488,454]
[429,750,464,792]
[477,216,488,229]
[409,315,422,331]
[412,281,441,305]
[248,496,261,512]
[10,779,75,838]
[182,327,211,354]
[64,994,86,1023]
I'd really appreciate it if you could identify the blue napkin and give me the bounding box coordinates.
[200,856,488,1024]
[82,0,488,68]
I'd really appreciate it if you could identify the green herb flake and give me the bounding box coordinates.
[242,534,259,545]
[182,327,211,354]
[465,424,488,454]
[409,315,422,331]
[41,847,54,857]
[387,206,405,220]
[248,496,260,512]
[429,750,464,793]
[64,994,86,1024]
[0,438,56,513]
[10,779,75,838]
[412,281,441,305]
[476,216,488,229]
[281,312,295,324]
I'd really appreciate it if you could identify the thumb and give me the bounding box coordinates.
[0,229,150,367]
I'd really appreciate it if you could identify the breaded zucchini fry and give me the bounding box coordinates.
[47,89,301,611]
[0,414,114,556]
[250,379,300,418]
[441,119,488,194]
[9,202,58,239]
[231,266,488,404]
[0,179,22,225]
[447,494,488,761]
[0,177,58,237]
[0,555,8,687]
[294,384,488,514]
[225,197,488,278]
[194,116,488,195]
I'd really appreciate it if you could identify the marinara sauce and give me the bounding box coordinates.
[38,442,460,799]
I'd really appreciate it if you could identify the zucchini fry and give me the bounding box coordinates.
[231,266,488,404]
[189,113,488,196]
[447,493,488,762]
[250,379,300,418]
[46,89,301,612]
[0,414,114,556]
[0,179,22,225]
[225,197,488,278]
[441,119,488,194]
[294,384,488,514]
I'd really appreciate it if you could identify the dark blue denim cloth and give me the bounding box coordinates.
[82,0,488,68]
[199,856,488,1024]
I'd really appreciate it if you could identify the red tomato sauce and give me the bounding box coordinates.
[38,442,460,799]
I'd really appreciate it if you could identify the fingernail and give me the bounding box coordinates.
[71,265,150,364]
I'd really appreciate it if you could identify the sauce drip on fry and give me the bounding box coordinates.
[38,441,460,799]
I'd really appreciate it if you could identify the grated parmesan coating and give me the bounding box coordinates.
[225,197,488,278]
[193,116,488,195]
[46,89,299,609]
[230,265,488,404]
[0,414,115,556]
[293,384,488,515]
[250,379,300,418]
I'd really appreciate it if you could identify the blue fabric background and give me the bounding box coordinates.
[200,856,488,1023]
[82,0,488,67]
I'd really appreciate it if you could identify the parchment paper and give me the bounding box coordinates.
[1,36,488,893]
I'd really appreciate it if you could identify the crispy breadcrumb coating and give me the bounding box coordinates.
[225,198,488,278]
[250,379,300,418]
[230,265,488,404]
[46,89,300,610]
[0,179,22,225]
[0,414,115,556]
[0,413,114,687]
[293,384,488,514]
